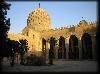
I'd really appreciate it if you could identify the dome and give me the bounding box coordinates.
[27,8,51,31]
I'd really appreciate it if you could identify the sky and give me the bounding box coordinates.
[6,1,97,33]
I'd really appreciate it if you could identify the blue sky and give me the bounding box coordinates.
[6,1,97,33]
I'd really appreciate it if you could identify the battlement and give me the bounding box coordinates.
[52,20,96,31]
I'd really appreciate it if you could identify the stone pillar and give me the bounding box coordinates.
[66,44,69,60]
[78,37,82,60]
[65,38,69,60]
[46,42,50,62]
[55,45,58,60]
[91,35,96,60]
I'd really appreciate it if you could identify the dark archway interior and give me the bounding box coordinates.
[42,38,46,59]
[49,37,55,59]
[69,35,79,59]
[58,36,66,59]
[81,33,93,59]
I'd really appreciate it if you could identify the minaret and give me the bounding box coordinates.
[39,3,40,8]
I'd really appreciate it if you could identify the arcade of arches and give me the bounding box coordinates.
[42,33,96,60]
[8,7,97,60]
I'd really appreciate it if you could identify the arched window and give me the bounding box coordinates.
[33,35,34,39]
[26,32,28,36]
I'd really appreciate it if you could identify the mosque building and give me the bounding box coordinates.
[8,4,97,60]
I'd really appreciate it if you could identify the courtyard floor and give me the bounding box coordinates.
[2,59,98,72]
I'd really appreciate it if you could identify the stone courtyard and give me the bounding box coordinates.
[0,1,98,73]
[2,59,98,72]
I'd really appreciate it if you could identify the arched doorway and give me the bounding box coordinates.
[69,35,79,59]
[49,37,56,59]
[42,38,46,61]
[81,33,93,59]
[58,36,66,59]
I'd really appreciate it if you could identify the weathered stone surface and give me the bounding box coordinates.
[7,7,97,59]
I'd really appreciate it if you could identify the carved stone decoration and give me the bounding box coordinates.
[27,8,51,31]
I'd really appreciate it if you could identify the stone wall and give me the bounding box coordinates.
[7,20,97,60]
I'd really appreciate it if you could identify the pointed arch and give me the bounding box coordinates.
[81,33,93,59]
[58,36,66,59]
[42,38,46,59]
[49,37,56,59]
[69,35,79,59]
[42,38,46,50]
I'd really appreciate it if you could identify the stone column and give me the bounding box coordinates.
[78,37,82,60]
[65,38,69,60]
[55,45,58,60]
[91,35,96,60]
[46,42,50,61]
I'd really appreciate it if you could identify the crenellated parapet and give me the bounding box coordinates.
[7,4,97,58]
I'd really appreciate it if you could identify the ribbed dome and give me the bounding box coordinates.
[27,8,51,31]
